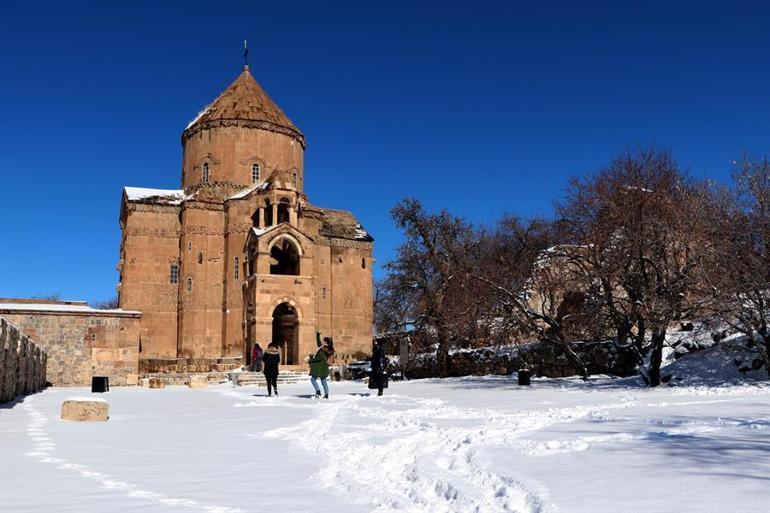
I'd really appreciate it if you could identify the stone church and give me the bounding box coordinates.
[118,64,374,373]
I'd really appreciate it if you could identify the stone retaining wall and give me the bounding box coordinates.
[1,316,47,402]
[141,372,231,386]
[399,340,638,379]
[139,356,242,374]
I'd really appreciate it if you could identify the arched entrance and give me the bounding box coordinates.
[272,303,299,365]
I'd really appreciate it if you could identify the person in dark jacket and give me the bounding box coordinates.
[369,340,389,396]
[261,342,281,397]
[309,332,334,399]
[251,342,264,372]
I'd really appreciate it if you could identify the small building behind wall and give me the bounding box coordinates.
[0,299,142,386]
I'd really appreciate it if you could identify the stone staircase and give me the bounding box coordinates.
[228,370,310,387]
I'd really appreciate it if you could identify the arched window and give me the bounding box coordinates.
[251,163,260,184]
[234,256,240,280]
[247,249,256,276]
[202,162,210,183]
[186,277,193,292]
[169,264,179,284]
[264,200,274,226]
[277,199,290,224]
[269,239,300,276]
[292,171,298,187]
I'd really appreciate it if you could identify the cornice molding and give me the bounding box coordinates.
[182,119,306,148]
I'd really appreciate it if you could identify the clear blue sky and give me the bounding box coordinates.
[1,0,769,303]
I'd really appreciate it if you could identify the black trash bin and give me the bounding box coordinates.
[92,376,110,393]
[517,369,531,386]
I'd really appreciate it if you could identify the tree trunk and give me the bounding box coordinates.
[635,319,646,355]
[648,331,666,387]
[763,333,770,379]
[544,321,588,379]
[617,322,644,367]
[563,342,589,380]
[436,330,450,378]
[616,322,630,346]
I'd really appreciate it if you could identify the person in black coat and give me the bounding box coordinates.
[368,340,389,396]
[261,342,281,397]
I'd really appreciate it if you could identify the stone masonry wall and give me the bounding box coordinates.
[119,203,180,359]
[400,340,638,380]
[0,316,47,402]
[1,309,141,387]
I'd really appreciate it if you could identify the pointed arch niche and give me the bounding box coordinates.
[268,235,302,276]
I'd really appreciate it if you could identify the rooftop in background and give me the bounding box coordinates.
[0,298,141,317]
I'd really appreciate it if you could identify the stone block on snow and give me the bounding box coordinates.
[61,397,109,422]
[187,375,208,388]
[148,377,166,389]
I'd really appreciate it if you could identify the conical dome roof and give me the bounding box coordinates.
[183,67,304,146]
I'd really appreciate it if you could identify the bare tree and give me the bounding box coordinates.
[557,147,713,386]
[91,296,120,309]
[475,216,591,377]
[32,292,62,301]
[378,198,478,377]
[706,156,770,376]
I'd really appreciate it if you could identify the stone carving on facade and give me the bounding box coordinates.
[126,226,181,238]
[326,237,373,249]
[129,203,181,214]
[225,222,254,235]
[182,225,226,236]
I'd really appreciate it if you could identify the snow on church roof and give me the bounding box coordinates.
[250,225,280,238]
[354,224,372,241]
[227,181,270,200]
[123,187,188,205]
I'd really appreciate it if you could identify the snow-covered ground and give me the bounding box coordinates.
[1,377,769,513]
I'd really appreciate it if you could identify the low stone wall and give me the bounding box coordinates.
[141,371,231,386]
[0,301,142,387]
[139,356,242,374]
[1,317,47,402]
[399,340,638,379]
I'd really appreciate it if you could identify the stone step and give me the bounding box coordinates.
[233,371,310,377]
[230,371,310,387]
[236,377,306,383]
[234,376,309,382]
[237,382,304,387]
